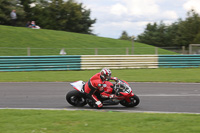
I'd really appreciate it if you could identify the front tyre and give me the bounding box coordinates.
[120,95,140,107]
[66,90,87,107]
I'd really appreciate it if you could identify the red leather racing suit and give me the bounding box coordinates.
[84,72,114,108]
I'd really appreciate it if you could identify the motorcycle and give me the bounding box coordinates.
[66,79,140,108]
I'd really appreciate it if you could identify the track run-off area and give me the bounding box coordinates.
[0,82,200,114]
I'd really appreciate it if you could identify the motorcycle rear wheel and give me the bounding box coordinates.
[120,95,140,107]
[66,90,87,107]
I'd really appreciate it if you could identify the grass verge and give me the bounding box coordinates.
[0,109,200,133]
[0,25,176,55]
[0,68,200,82]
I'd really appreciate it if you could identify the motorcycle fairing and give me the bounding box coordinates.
[124,93,135,102]
[70,80,85,93]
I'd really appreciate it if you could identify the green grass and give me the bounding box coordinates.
[0,25,176,55]
[1,68,200,82]
[0,109,200,133]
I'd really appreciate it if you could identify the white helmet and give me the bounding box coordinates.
[100,68,111,81]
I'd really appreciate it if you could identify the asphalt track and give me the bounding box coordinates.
[0,82,200,114]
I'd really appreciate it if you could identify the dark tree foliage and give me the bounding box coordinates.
[20,0,32,20]
[174,10,200,47]
[137,22,159,45]
[137,9,200,47]
[193,32,200,43]
[0,0,25,25]
[0,0,96,34]
[119,31,131,41]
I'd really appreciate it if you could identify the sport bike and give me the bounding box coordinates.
[66,79,140,108]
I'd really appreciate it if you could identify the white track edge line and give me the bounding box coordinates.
[0,108,200,114]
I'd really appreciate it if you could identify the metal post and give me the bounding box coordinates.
[182,46,185,54]
[155,47,158,55]
[126,47,129,55]
[27,47,30,56]
[189,44,192,54]
[95,48,98,55]
[131,36,135,55]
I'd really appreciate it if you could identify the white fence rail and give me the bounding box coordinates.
[81,55,158,69]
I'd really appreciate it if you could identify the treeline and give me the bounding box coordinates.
[0,0,96,34]
[137,10,200,48]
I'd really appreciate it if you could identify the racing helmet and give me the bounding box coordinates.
[100,68,111,81]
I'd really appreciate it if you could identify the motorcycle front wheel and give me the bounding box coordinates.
[120,95,140,107]
[66,90,87,107]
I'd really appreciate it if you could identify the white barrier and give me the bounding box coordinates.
[81,55,158,69]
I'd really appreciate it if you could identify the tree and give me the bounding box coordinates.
[137,22,159,45]
[0,0,17,25]
[119,31,131,41]
[137,21,181,47]
[0,0,26,26]
[76,8,96,34]
[0,0,96,34]
[19,0,32,20]
[30,0,96,34]
[60,0,96,34]
[164,22,179,47]
[174,9,200,47]
[193,32,200,43]
[137,9,200,48]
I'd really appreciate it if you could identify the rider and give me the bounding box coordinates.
[84,68,118,109]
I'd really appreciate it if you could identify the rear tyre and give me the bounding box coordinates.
[120,95,140,107]
[66,90,87,107]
